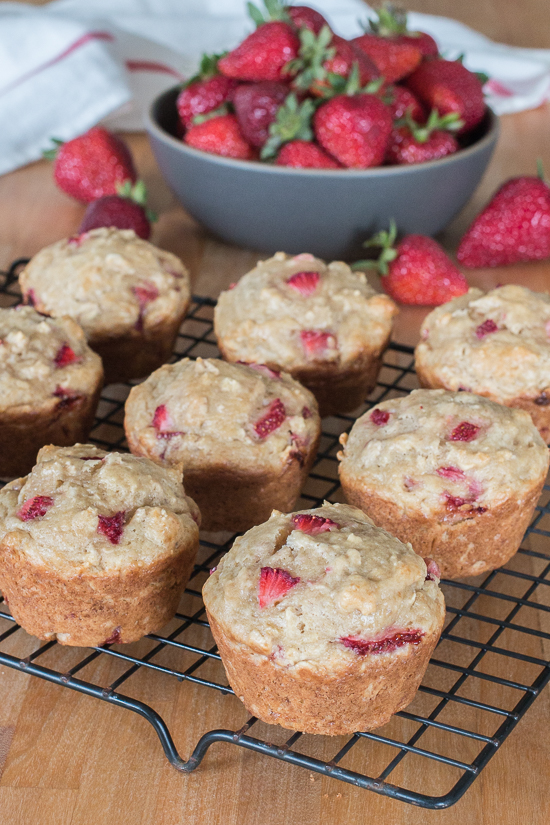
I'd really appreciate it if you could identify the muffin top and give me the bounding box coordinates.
[214,252,397,369]
[124,357,321,472]
[0,444,200,574]
[338,389,549,517]
[203,502,444,670]
[415,285,550,400]
[0,305,103,413]
[19,228,190,339]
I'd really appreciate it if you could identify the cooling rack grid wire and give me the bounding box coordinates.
[0,258,549,809]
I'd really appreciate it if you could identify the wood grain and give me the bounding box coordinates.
[1,1,550,823]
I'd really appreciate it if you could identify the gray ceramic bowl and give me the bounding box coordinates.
[147,86,499,261]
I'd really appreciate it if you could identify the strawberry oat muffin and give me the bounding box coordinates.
[0,444,200,646]
[203,502,445,735]
[214,252,398,416]
[338,389,549,579]
[0,306,103,478]
[414,285,550,442]
[124,358,321,532]
[19,227,190,384]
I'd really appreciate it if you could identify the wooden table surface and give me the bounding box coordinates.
[1,2,550,824]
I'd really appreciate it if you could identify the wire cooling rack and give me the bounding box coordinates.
[0,258,549,810]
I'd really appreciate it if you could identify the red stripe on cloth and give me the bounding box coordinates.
[0,31,115,97]
[126,60,184,79]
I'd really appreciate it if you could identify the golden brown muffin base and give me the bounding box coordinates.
[0,384,102,479]
[90,306,189,385]
[0,533,199,646]
[218,337,390,418]
[415,363,550,445]
[340,477,545,579]
[128,431,320,533]
[207,612,444,735]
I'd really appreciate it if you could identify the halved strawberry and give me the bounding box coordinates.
[341,628,424,655]
[97,511,125,545]
[286,270,320,295]
[254,398,286,438]
[258,566,300,609]
[54,343,79,368]
[291,513,338,534]
[17,495,54,521]
[300,329,336,357]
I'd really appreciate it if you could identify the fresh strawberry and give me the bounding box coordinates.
[449,422,480,442]
[184,114,255,159]
[261,93,316,159]
[254,398,286,437]
[78,180,153,240]
[354,221,469,305]
[406,59,486,134]
[286,270,321,294]
[341,629,424,655]
[289,26,379,98]
[457,172,550,267]
[300,329,337,356]
[276,139,340,168]
[233,82,289,147]
[370,408,390,425]
[218,22,299,82]
[361,3,438,58]
[286,4,329,34]
[352,33,422,84]
[97,511,126,545]
[386,109,462,165]
[17,496,54,521]
[291,513,338,534]
[177,53,237,128]
[54,343,79,368]
[44,127,136,203]
[385,85,424,121]
[313,92,392,168]
[258,566,300,608]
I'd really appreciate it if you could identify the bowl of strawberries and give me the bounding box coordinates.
[146,2,499,260]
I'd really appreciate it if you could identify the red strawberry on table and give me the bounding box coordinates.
[258,566,300,609]
[218,21,299,82]
[457,170,550,267]
[184,114,255,159]
[276,139,340,168]
[386,109,462,165]
[313,90,392,168]
[78,180,153,240]
[406,58,486,134]
[233,81,289,147]
[44,127,136,203]
[177,53,237,129]
[354,221,469,305]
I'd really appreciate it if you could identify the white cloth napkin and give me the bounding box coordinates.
[1,0,550,176]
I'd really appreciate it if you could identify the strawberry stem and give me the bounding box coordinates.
[352,219,399,276]
[42,137,64,160]
[261,93,316,160]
